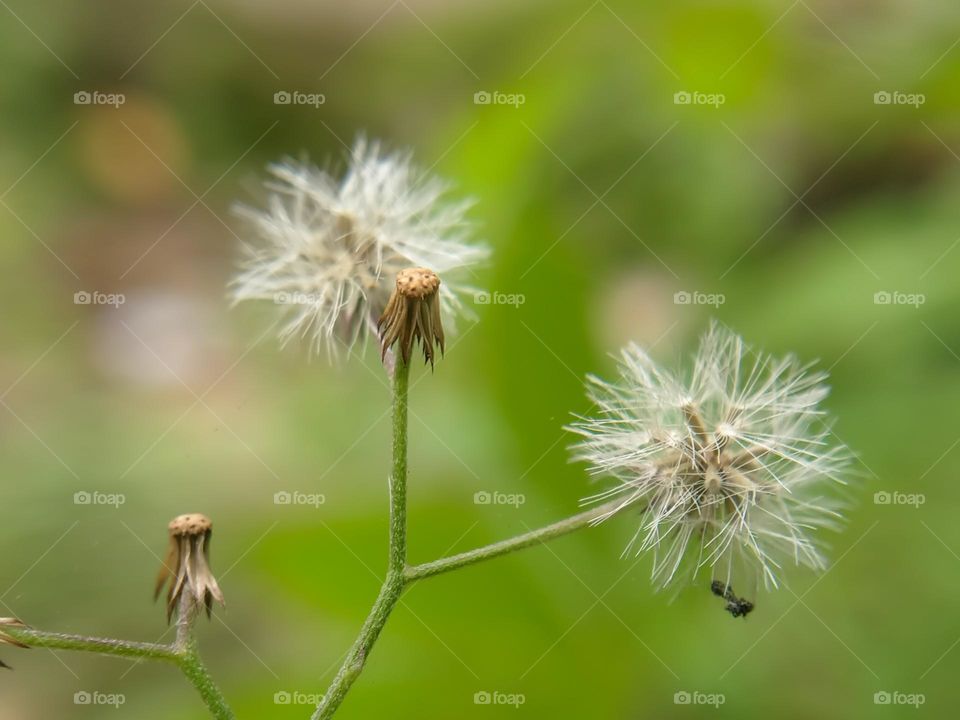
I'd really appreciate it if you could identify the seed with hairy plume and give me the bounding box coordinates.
[155,514,225,622]
[230,136,488,359]
[569,321,851,596]
[378,268,445,367]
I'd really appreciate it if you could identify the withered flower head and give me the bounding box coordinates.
[0,618,28,669]
[378,267,445,367]
[154,513,225,622]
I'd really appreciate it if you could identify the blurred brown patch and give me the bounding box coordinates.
[77,94,189,205]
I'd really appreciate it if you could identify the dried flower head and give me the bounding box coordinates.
[155,514,225,622]
[231,136,488,359]
[569,321,850,593]
[0,618,28,669]
[378,268,445,366]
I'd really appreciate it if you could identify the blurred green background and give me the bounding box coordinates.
[1,0,958,717]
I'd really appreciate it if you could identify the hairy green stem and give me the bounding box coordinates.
[405,494,645,582]
[389,357,410,575]
[177,635,235,720]
[6,622,233,719]
[311,353,645,719]
[311,572,405,720]
[172,593,235,720]
[313,358,410,720]
[313,494,643,718]
[4,627,178,662]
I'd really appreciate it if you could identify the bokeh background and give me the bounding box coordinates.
[1,0,958,717]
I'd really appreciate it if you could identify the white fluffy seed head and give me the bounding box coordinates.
[569,321,852,594]
[230,137,489,359]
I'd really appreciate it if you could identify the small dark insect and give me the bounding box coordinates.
[725,598,754,618]
[710,580,754,619]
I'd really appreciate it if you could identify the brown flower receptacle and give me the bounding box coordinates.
[155,514,225,623]
[378,268,445,367]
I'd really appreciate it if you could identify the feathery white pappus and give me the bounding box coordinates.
[230,137,488,358]
[569,321,851,593]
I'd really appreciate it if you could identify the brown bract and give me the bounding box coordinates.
[377,267,445,367]
[154,513,225,623]
[0,618,28,669]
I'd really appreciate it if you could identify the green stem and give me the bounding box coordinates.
[311,573,405,720]
[313,358,410,720]
[389,357,410,575]
[5,621,233,720]
[313,473,644,718]
[405,494,645,582]
[173,593,235,720]
[310,350,646,719]
[177,635,236,720]
[4,627,178,662]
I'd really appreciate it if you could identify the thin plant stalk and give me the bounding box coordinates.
[176,633,235,720]
[4,626,178,662]
[174,592,236,720]
[313,357,410,720]
[405,494,645,582]
[5,596,235,720]
[389,355,410,575]
[312,354,645,718]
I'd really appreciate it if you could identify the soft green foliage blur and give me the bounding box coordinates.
[1,1,958,717]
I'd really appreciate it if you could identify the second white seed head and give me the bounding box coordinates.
[569,321,851,593]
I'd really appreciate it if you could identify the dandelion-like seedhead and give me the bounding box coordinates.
[569,321,851,593]
[230,137,488,359]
